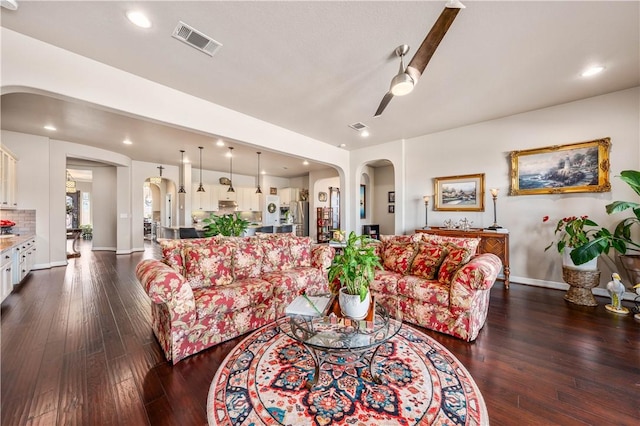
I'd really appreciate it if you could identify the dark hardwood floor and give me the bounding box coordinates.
[2,241,639,425]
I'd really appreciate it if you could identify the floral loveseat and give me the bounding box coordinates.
[370,234,502,342]
[136,234,334,363]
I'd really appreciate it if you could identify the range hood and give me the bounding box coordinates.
[218,200,238,209]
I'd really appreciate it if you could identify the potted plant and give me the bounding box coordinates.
[570,170,640,282]
[544,215,600,270]
[202,213,249,237]
[327,231,381,319]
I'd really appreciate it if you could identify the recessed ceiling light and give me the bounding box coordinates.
[123,139,133,145]
[303,160,309,166]
[216,140,225,147]
[44,125,56,131]
[339,143,346,148]
[261,170,266,175]
[581,66,605,77]
[360,129,370,138]
[126,11,152,29]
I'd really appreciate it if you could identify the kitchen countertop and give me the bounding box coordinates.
[0,234,36,251]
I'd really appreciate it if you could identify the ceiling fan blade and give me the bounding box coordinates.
[374,92,394,117]
[405,7,462,84]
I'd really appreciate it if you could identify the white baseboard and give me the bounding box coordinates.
[92,247,116,251]
[116,249,133,255]
[510,275,637,301]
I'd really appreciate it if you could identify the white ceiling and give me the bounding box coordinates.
[1,1,638,176]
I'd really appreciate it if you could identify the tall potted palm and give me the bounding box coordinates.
[571,170,640,283]
[327,231,381,319]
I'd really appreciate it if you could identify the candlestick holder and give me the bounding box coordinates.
[423,195,430,229]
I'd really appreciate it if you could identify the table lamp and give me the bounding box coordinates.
[487,188,502,230]
[423,195,431,229]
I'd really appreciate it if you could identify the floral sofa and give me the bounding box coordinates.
[370,234,502,342]
[136,234,334,363]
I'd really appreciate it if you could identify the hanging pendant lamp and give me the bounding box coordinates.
[255,151,263,194]
[178,150,186,193]
[196,146,205,192]
[149,165,164,184]
[227,147,235,193]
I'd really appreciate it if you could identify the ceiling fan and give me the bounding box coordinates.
[374,0,465,117]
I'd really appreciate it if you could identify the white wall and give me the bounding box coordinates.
[403,88,639,290]
[92,166,117,250]
[373,165,395,235]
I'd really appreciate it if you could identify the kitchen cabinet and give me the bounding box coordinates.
[0,147,17,208]
[14,237,36,285]
[217,184,237,202]
[279,187,300,207]
[191,184,219,212]
[1,249,12,302]
[237,187,260,211]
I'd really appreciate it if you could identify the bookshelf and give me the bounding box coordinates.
[317,207,332,243]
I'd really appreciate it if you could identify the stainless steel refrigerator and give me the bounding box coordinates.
[290,201,309,236]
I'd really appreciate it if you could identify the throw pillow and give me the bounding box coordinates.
[289,236,312,267]
[160,237,217,274]
[260,235,293,273]
[382,242,417,275]
[438,244,473,284]
[183,242,235,289]
[380,234,414,245]
[233,238,264,280]
[410,242,449,280]
[414,234,481,255]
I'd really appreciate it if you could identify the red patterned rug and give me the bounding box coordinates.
[208,318,488,425]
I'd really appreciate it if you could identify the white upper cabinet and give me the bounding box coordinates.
[0,148,17,208]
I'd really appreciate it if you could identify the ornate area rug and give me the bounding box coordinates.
[208,319,488,425]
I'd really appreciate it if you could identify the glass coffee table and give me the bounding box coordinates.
[282,295,402,389]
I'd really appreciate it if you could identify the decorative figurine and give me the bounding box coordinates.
[458,218,473,231]
[632,283,640,320]
[443,219,455,229]
[605,273,629,314]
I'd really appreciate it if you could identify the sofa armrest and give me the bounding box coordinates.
[311,244,335,271]
[135,259,196,316]
[451,253,502,291]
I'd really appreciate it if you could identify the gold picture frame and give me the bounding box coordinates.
[434,173,485,211]
[509,138,611,195]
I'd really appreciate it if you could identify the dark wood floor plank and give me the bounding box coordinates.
[2,241,639,426]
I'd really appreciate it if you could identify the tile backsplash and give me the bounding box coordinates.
[0,209,36,236]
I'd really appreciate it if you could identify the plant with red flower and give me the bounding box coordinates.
[544,215,600,254]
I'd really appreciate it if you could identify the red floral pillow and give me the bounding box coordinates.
[160,237,217,274]
[260,235,293,272]
[415,234,480,255]
[233,239,264,280]
[438,244,473,284]
[382,242,417,275]
[183,242,235,288]
[289,236,312,267]
[380,234,414,245]
[410,242,449,280]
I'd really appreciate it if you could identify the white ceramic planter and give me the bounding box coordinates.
[562,248,598,271]
[338,287,370,320]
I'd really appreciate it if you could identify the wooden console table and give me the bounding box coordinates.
[415,227,510,289]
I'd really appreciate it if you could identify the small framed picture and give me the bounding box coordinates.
[270,187,277,195]
[388,191,395,203]
[318,191,327,202]
[388,205,395,214]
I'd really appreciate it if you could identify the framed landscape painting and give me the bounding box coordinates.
[509,138,611,195]
[434,173,485,211]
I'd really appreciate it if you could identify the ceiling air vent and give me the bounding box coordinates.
[348,122,368,131]
[172,21,222,57]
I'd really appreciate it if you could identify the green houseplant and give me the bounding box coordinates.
[571,170,640,267]
[327,231,381,319]
[202,213,249,237]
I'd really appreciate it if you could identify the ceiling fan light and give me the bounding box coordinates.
[445,0,466,9]
[390,73,414,96]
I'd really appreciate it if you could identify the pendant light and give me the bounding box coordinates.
[150,165,164,184]
[178,150,186,193]
[65,170,77,193]
[196,146,205,192]
[227,147,235,193]
[255,151,263,194]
